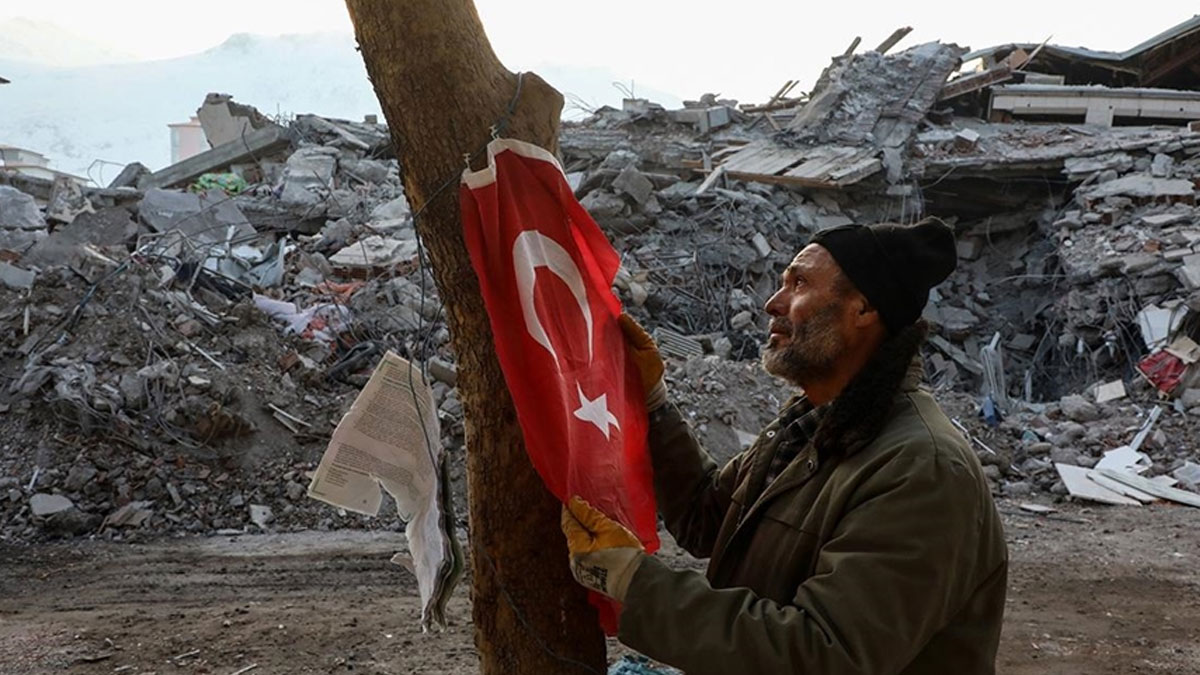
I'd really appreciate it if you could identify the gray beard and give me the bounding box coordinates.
[761,305,844,387]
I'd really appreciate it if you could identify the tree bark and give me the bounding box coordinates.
[343,2,606,673]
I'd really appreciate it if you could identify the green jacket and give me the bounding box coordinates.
[619,326,1007,674]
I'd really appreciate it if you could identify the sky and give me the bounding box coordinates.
[3,1,1197,104]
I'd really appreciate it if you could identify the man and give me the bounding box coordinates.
[561,219,1008,674]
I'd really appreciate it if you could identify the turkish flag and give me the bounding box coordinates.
[460,139,659,632]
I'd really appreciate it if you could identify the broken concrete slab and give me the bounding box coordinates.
[1078,174,1195,205]
[329,235,418,270]
[1095,467,1200,508]
[107,162,150,189]
[139,188,257,247]
[1140,211,1193,227]
[1054,463,1141,506]
[22,205,138,266]
[138,124,292,190]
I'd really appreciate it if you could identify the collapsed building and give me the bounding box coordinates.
[3,17,1200,542]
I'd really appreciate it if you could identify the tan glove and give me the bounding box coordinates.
[561,496,645,602]
[618,314,667,411]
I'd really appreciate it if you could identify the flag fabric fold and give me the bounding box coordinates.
[460,138,659,632]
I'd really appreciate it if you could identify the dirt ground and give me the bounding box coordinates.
[1,499,1197,675]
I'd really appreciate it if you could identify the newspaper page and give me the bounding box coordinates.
[307,350,458,627]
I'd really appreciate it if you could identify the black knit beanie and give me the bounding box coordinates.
[809,218,957,335]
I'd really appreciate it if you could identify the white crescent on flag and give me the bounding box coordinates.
[511,229,618,438]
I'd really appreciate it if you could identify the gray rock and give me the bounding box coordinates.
[249,504,274,528]
[29,493,74,517]
[1151,153,1174,178]
[0,262,35,290]
[0,186,46,231]
[0,227,47,254]
[285,481,306,501]
[144,477,166,499]
[341,158,393,185]
[730,311,754,331]
[611,165,654,206]
[1060,395,1100,423]
[712,337,733,359]
[599,149,640,172]
[1179,389,1200,407]
[370,194,410,221]
[1050,447,1079,465]
[277,146,340,213]
[1002,480,1034,497]
[63,463,98,492]
[580,190,626,219]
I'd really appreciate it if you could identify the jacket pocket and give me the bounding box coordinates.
[737,515,820,603]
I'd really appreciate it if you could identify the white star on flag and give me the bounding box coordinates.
[573,383,621,440]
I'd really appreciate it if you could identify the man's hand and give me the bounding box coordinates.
[618,314,667,410]
[561,496,645,602]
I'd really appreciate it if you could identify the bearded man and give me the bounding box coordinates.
[561,219,1008,674]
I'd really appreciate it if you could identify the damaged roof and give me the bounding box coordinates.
[963,15,1200,88]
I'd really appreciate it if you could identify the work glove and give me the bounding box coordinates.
[561,496,645,603]
[617,314,667,411]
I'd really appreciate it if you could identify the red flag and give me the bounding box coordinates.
[460,139,659,632]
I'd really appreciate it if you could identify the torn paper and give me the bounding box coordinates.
[307,350,460,627]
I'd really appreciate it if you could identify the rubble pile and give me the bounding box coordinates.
[0,106,466,542]
[5,16,1200,542]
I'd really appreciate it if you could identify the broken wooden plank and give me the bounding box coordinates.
[940,64,1014,101]
[1095,468,1200,508]
[138,125,293,190]
[694,165,726,196]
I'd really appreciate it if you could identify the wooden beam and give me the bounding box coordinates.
[875,26,912,55]
[843,36,862,57]
[138,125,292,190]
[1143,38,1200,85]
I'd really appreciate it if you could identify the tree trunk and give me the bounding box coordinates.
[343,2,606,673]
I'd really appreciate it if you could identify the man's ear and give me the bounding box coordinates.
[853,295,880,328]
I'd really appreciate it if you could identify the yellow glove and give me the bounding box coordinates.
[618,314,667,411]
[561,496,645,602]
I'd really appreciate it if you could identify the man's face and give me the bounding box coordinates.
[761,244,857,386]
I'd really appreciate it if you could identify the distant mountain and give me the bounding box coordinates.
[0,17,138,67]
[0,31,682,182]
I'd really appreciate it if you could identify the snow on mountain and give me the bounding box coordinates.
[0,17,139,67]
[0,31,682,183]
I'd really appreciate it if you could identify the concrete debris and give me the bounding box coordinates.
[9,19,1200,543]
[29,493,74,517]
[196,92,278,148]
[278,146,340,217]
[0,261,35,290]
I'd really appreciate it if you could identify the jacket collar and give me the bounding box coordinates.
[811,320,928,459]
[768,321,928,462]
[736,323,929,525]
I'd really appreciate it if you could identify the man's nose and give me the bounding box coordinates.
[764,287,784,317]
